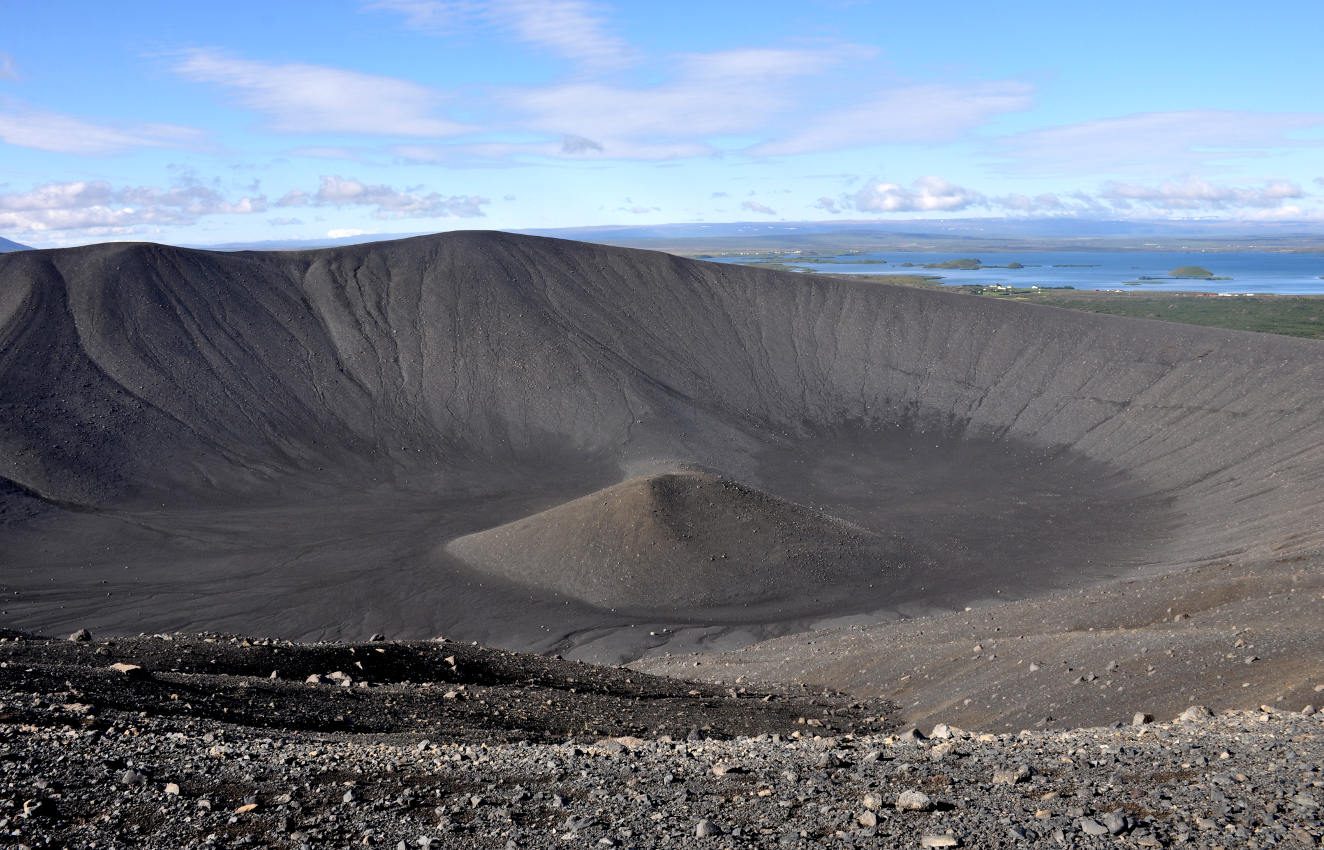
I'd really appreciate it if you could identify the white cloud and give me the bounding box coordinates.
[0,54,18,80]
[278,175,488,218]
[362,0,483,33]
[0,102,201,154]
[172,49,470,137]
[561,134,603,154]
[289,146,372,161]
[997,110,1324,176]
[752,82,1033,156]
[680,47,843,81]
[741,200,777,215]
[268,217,302,226]
[853,176,985,213]
[328,228,372,238]
[365,0,635,69]
[493,0,634,69]
[1237,205,1311,221]
[993,192,1064,213]
[369,8,977,164]
[0,179,266,234]
[507,47,847,157]
[207,17,1013,165]
[1100,177,1304,210]
[394,137,712,163]
[816,174,1316,219]
[497,46,1024,162]
[984,181,1310,218]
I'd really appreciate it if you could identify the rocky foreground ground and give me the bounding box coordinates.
[2,632,1321,848]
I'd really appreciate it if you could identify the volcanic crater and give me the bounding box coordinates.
[1,231,1321,664]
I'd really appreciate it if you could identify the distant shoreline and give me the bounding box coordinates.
[674,242,1324,257]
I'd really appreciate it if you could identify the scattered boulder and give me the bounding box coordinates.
[896,789,932,812]
[108,662,148,680]
[817,751,845,769]
[992,764,1031,785]
[1102,809,1129,835]
[61,702,96,716]
[1079,817,1109,836]
[22,797,56,819]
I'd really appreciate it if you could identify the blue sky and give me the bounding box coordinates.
[2,0,1322,246]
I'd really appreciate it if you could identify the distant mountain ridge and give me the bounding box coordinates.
[518,218,1324,254]
[0,237,30,253]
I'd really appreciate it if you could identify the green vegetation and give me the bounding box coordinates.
[1004,291,1324,340]
[1169,265,1214,278]
[798,269,1324,340]
[923,257,982,270]
[723,258,1323,341]
[819,273,943,288]
[736,262,817,273]
[914,258,1025,270]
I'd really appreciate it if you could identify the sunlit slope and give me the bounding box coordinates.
[446,470,925,615]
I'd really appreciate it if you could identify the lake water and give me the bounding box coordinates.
[712,250,1324,295]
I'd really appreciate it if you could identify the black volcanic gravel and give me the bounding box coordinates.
[3,632,1321,848]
